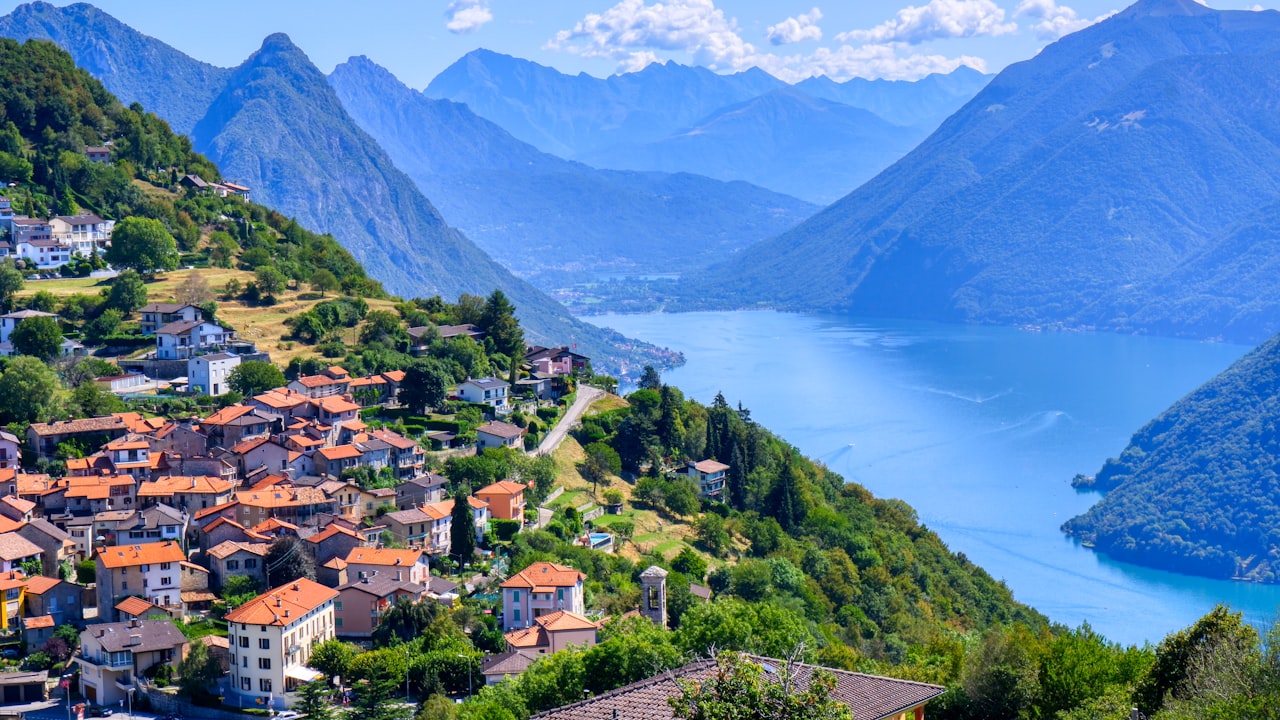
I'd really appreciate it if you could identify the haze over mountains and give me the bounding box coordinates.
[688,0,1280,345]
[327,56,816,283]
[426,50,990,203]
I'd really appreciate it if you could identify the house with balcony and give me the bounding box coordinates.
[76,618,188,706]
[224,579,337,709]
[139,304,202,336]
[95,540,187,621]
[137,475,235,512]
[155,319,234,360]
[334,574,427,639]
[202,406,273,451]
[0,532,42,573]
[457,377,510,413]
[287,367,351,399]
[476,480,527,522]
[344,547,429,585]
[394,473,447,510]
[503,609,599,656]
[50,214,114,257]
[686,460,729,500]
[499,562,586,631]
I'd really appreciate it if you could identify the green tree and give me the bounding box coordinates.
[104,269,148,314]
[451,488,477,567]
[373,597,442,647]
[349,649,409,720]
[0,356,60,423]
[11,315,62,360]
[1133,605,1258,715]
[669,652,851,720]
[70,382,125,417]
[400,358,450,413]
[360,310,407,348]
[672,547,708,580]
[309,639,360,682]
[220,574,262,607]
[480,290,524,359]
[208,231,240,268]
[639,365,662,391]
[579,441,621,496]
[105,217,179,276]
[0,261,23,313]
[227,360,286,397]
[176,640,222,698]
[310,268,340,295]
[84,308,123,342]
[255,266,287,298]
[295,680,335,720]
[583,615,685,694]
[264,536,315,585]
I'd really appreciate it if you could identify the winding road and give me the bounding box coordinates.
[535,385,603,456]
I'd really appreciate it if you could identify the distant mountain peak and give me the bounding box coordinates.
[1119,0,1214,19]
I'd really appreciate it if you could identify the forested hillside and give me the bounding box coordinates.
[1063,332,1280,581]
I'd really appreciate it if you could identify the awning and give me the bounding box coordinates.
[283,666,323,682]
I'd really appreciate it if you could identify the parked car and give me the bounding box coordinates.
[87,705,113,717]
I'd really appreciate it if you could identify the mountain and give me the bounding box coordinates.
[1062,332,1280,582]
[686,0,1280,345]
[579,88,921,204]
[328,56,817,284]
[425,49,786,158]
[0,1,228,135]
[185,34,666,371]
[795,66,992,130]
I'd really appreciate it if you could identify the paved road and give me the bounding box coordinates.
[535,385,603,456]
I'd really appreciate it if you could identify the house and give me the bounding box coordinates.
[0,570,23,630]
[10,217,52,243]
[476,421,524,451]
[458,378,510,412]
[287,367,350,399]
[179,174,210,191]
[232,438,309,479]
[180,561,216,613]
[524,346,590,377]
[202,406,273,450]
[224,578,337,709]
[15,519,74,576]
[189,353,241,396]
[234,486,335,527]
[76,618,188,706]
[48,474,138,516]
[197,516,266,554]
[0,430,20,471]
[50,214,113,257]
[207,540,269,590]
[343,547,429,585]
[152,420,209,458]
[301,523,363,567]
[114,504,186,546]
[394,473,448,510]
[476,480,527,522]
[96,373,150,394]
[22,613,56,649]
[26,415,129,461]
[482,650,540,686]
[312,395,360,427]
[85,145,111,163]
[15,238,71,269]
[0,309,58,344]
[382,503,449,554]
[139,303,202,335]
[527,655,946,720]
[314,445,363,479]
[114,596,159,621]
[155,319,234,360]
[371,429,424,480]
[499,562,586,631]
[503,609,599,655]
[334,574,427,639]
[95,540,187,621]
[22,574,82,627]
[102,434,155,475]
[439,324,486,341]
[137,475,235,512]
[0,532,42,572]
[686,460,729,500]
[0,495,33,523]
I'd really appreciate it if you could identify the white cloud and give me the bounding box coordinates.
[1014,0,1115,40]
[837,0,1016,45]
[445,0,493,34]
[547,0,986,82]
[765,7,824,45]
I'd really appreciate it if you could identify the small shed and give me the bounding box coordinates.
[0,670,48,703]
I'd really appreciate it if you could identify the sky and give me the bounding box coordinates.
[0,0,1276,86]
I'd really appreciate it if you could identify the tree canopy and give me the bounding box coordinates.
[105,216,179,276]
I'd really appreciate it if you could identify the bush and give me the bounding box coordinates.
[23,651,53,671]
[493,519,522,543]
[537,407,559,422]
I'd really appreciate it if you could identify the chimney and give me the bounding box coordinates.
[276,597,282,608]
[127,634,141,647]
[284,610,290,618]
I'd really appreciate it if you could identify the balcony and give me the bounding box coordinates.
[85,653,132,669]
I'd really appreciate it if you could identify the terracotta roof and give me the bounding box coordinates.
[194,502,238,521]
[250,517,298,534]
[200,634,229,648]
[22,614,55,630]
[294,375,345,388]
[501,562,584,590]
[97,540,185,568]
[223,578,338,626]
[371,428,417,450]
[203,405,256,426]
[692,459,730,474]
[115,596,158,617]
[236,487,329,509]
[21,575,63,595]
[504,624,546,649]
[316,445,362,461]
[28,416,126,437]
[138,475,234,496]
[476,421,523,439]
[535,610,599,632]
[252,388,311,410]
[207,540,270,560]
[1,495,36,515]
[314,396,360,414]
[231,436,272,454]
[0,570,25,591]
[478,480,527,497]
[306,524,362,544]
[530,655,946,720]
[184,591,218,603]
[0,532,43,561]
[345,547,423,568]
[322,557,348,570]
[383,370,406,382]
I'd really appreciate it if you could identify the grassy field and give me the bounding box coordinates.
[550,396,713,567]
[17,268,400,365]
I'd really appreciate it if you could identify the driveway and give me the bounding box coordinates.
[535,385,603,456]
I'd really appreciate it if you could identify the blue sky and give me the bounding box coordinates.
[1,0,1275,86]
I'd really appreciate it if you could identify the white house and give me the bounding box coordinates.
[95,540,187,621]
[76,619,187,706]
[139,303,202,335]
[686,460,729,500]
[476,421,524,451]
[50,214,113,257]
[499,562,586,631]
[457,377,510,412]
[224,579,337,709]
[156,320,234,360]
[0,430,19,471]
[189,353,242,396]
[0,309,58,344]
[16,238,71,270]
[10,217,52,243]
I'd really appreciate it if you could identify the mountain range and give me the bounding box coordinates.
[684,0,1280,346]
[0,2,675,372]
[1063,331,1280,582]
[425,49,989,204]
[327,56,816,284]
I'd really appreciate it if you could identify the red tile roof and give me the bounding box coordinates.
[500,562,584,590]
[97,540,185,568]
[223,578,338,626]
[115,596,159,617]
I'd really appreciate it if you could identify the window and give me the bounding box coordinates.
[512,590,520,602]
[244,559,258,569]
[514,609,521,622]
[334,601,343,611]
[259,658,271,669]
[227,560,239,570]
[160,562,171,570]
[160,577,171,586]
[335,618,343,628]
[239,637,249,648]
[242,657,248,667]
[557,589,564,601]
[259,679,272,693]
[259,638,270,650]
[240,677,250,690]
[121,581,127,591]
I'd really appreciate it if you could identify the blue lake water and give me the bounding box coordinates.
[588,310,1280,646]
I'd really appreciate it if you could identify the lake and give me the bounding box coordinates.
[588,310,1280,646]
